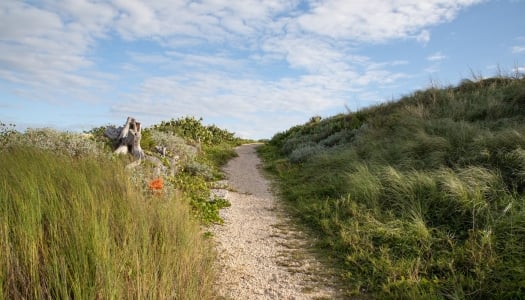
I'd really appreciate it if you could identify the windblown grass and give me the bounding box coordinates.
[260,76,525,299]
[0,147,215,299]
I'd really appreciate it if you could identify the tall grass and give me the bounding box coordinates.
[260,76,525,298]
[0,147,215,299]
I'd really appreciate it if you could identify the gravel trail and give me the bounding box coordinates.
[211,144,342,300]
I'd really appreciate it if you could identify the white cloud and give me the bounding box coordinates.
[0,0,480,91]
[424,64,441,74]
[0,0,116,99]
[0,2,62,39]
[109,73,314,139]
[296,0,483,42]
[424,51,447,74]
[416,30,431,44]
[513,65,525,75]
[117,71,342,117]
[44,0,115,37]
[110,0,298,43]
[427,52,447,61]
[165,51,245,70]
[111,49,409,138]
[0,0,486,138]
[261,35,350,73]
[512,46,525,54]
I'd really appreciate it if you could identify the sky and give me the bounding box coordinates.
[1,0,524,140]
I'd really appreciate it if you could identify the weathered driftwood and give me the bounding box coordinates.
[104,117,184,174]
[104,117,145,161]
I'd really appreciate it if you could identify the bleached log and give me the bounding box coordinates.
[104,117,144,160]
[104,126,121,140]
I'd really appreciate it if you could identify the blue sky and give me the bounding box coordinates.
[1,0,524,139]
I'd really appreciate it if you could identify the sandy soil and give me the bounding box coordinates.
[210,144,343,300]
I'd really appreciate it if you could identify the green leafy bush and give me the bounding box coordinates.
[152,116,237,145]
[141,118,239,224]
[170,172,230,224]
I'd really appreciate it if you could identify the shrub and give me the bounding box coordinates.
[319,130,354,147]
[184,160,214,181]
[288,142,325,163]
[146,129,198,161]
[2,128,105,157]
[0,122,17,146]
[152,116,238,145]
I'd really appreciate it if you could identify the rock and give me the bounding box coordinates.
[154,145,167,157]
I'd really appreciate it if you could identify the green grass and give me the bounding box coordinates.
[202,142,240,171]
[86,118,244,225]
[0,147,215,299]
[260,76,525,299]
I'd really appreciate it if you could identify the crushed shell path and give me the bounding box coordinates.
[210,144,343,300]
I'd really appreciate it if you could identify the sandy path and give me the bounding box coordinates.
[211,144,341,300]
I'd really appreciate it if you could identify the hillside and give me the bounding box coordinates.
[259,76,525,299]
[0,117,242,299]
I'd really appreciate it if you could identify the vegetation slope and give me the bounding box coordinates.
[259,76,525,299]
[0,117,243,299]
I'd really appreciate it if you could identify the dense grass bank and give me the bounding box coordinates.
[260,77,525,299]
[0,116,244,299]
[1,146,216,298]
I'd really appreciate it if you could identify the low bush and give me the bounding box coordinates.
[152,116,238,145]
[2,128,105,157]
[289,142,325,163]
[184,160,215,181]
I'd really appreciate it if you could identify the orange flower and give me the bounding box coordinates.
[148,178,164,191]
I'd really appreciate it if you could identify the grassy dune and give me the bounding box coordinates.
[0,147,215,299]
[260,76,525,299]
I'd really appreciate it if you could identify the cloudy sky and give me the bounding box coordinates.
[1,0,524,139]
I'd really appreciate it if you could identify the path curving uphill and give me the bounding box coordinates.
[211,144,342,299]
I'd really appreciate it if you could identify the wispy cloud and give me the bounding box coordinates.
[424,51,447,74]
[427,52,447,61]
[296,0,483,42]
[0,0,115,100]
[512,46,525,54]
